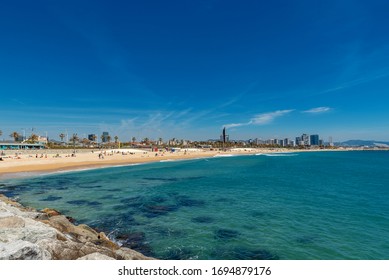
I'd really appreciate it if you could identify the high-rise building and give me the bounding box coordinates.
[220,127,229,143]
[301,134,310,146]
[310,134,319,146]
[102,132,109,143]
[88,134,97,142]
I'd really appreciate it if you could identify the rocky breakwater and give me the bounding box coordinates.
[0,194,153,260]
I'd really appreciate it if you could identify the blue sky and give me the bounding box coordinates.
[1,0,389,142]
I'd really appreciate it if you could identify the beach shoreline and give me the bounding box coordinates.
[0,148,212,179]
[0,147,372,179]
[0,147,295,179]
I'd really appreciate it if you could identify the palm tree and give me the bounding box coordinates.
[92,134,97,143]
[59,133,65,142]
[28,133,38,143]
[143,137,149,145]
[70,134,79,151]
[70,134,79,145]
[158,137,163,146]
[81,138,90,147]
[132,137,136,143]
[114,136,119,143]
[0,130,2,138]
[107,135,111,143]
[10,132,20,142]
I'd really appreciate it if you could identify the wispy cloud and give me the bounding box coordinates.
[303,107,332,114]
[224,123,247,129]
[318,72,389,95]
[224,109,294,129]
[250,110,294,125]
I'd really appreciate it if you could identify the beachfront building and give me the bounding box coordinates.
[301,134,310,146]
[37,136,48,144]
[310,134,320,146]
[254,138,263,145]
[88,134,97,142]
[168,138,179,146]
[16,135,25,142]
[0,142,45,150]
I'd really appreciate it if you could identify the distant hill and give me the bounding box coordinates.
[338,140,389,147]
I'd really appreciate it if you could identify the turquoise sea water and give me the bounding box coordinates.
[1,151,389,260]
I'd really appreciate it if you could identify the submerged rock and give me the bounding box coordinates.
[174,195,205,207]
[214,229,241,240]
[142,204,179,218]
[161,247,194,260]
[191,216,214,224]
[116,231,153,256]
[66,199,101,207]
[211,246,279,260]
[40,195,62,202]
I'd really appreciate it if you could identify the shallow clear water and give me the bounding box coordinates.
[1,151,389,260]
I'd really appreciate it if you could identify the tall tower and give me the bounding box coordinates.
[329,136,334,147]
[220,127,229,148]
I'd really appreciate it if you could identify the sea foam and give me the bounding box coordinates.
[260,153,298,157]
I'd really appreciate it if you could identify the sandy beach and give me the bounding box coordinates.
[0,148,277,178]
[0,147,357,179]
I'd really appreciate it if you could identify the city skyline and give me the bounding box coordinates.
[0,125,336,147]
[1,1,389,142]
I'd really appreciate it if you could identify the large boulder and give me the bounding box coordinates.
[41,208,62,217]
[115,247,155,260]
[1,196,154,260]
[36,239,119,260]
[0,223,58,244]
[0,216,25,228]
[0,240,51,260]
[77,252,115,260]
[42,215,99,243]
